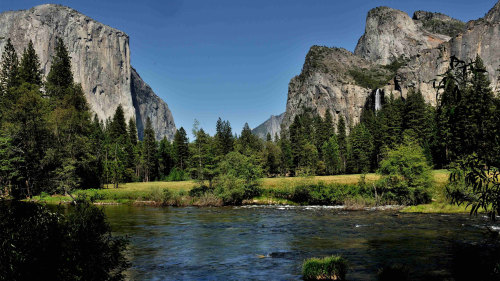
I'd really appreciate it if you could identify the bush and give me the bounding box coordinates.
[302,255,348,281]
[214,174,261,205]
[376,141,433,205]
[165,168,188,181]
[0,199,129,281]
[213,152,262,205]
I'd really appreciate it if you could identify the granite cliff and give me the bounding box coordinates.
[280,1,499,135]
[0,4,176,140]
[252,113,285,140]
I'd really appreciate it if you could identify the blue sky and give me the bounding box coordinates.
[0,0,497,137]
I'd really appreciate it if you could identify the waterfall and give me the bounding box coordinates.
[374,89,381,111]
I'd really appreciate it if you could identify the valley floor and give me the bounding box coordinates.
[30,170,476,214]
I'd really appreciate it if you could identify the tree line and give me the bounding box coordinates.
[1,38,499,202]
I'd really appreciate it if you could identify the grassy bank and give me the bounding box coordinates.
[29,170,475,213]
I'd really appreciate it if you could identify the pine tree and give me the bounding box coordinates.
[45,37,73,103]
[0,38,19,96]
[337,115,347,173]
[348,123,373,173]
[142,118,158,182]
[173,127,189,170]
[215,118,234,156]
[109,105,128,142]
[128,118,138,145]
[190,128,216,185]
[44,39,95,192]
[322,135,340,175]
[159,137,174,179]
[18,40,42,86]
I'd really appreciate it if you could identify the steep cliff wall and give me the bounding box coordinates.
[0,4,176,140]
[354,7,454,65]
[252,113,284,140]
[398,1,500,104]
[282,1,499,134]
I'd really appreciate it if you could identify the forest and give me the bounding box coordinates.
[1,38,500,214]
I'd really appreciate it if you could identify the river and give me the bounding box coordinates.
[103,205,499,280]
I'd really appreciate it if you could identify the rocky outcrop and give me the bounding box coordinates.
[282,1,499,134]
[131,68,175,140]
[397,1,500,104]
[0,4,176,140]
[281,47,381,132]
[252,113,284,140]
[354,7,458,65]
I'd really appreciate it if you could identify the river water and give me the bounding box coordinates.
[103,205,499,280]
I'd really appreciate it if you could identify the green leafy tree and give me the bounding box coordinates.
[377,139,432,205]
[190,127,217,186]
[173,127,189,170]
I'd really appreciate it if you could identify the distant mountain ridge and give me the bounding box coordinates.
[252,113,284,140]
[0,4,176,140]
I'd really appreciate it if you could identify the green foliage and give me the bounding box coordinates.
[302,255,348,281]
[323,135,340,175]
[213,152,262,204]
[421,18,465,37]
[348,123,373,173]
[173,127,189,170]
[0,38,19,98]
[142,117,158,182]
[215,117,234,156]
[18,40,42,86]
[165,167,189,181]
[0,200,129,281]
[446,155,500,221]
[376,140,432,205]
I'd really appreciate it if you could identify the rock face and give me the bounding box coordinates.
[252,113,284,140]
[397,1,500,104]
[282,1,499,134]
[0,4,176,140]
[281,46,387,133]
[131,68,176,140]
[354,7,456,65]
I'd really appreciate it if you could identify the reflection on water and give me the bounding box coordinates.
[103,205,499,280]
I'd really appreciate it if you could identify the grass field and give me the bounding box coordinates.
[30,169,476,214]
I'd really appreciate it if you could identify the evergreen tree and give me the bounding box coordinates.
[18,40,42,86]
[190,128,216,185]
[322,135,340,175]
[142,118,158,182]
[128,118,138,145]
[266,132,272,142]
[108,105,128,142]
[215,118,234,156]
[45,37,73,106]
[44,39,95,192]
[158,137,174,179]
[337,115,347,173]
[348,123,373,173]
[0,38,19,96]
[173,127,189,170]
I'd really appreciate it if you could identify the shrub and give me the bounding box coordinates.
[213,152,262,205]
[214,174,261,205]
[376,140,433,205]
[165,168,188,181]
[0,199,129,281]
[302,255,348,281]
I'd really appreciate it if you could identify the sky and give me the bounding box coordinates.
[0,0,497,137]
